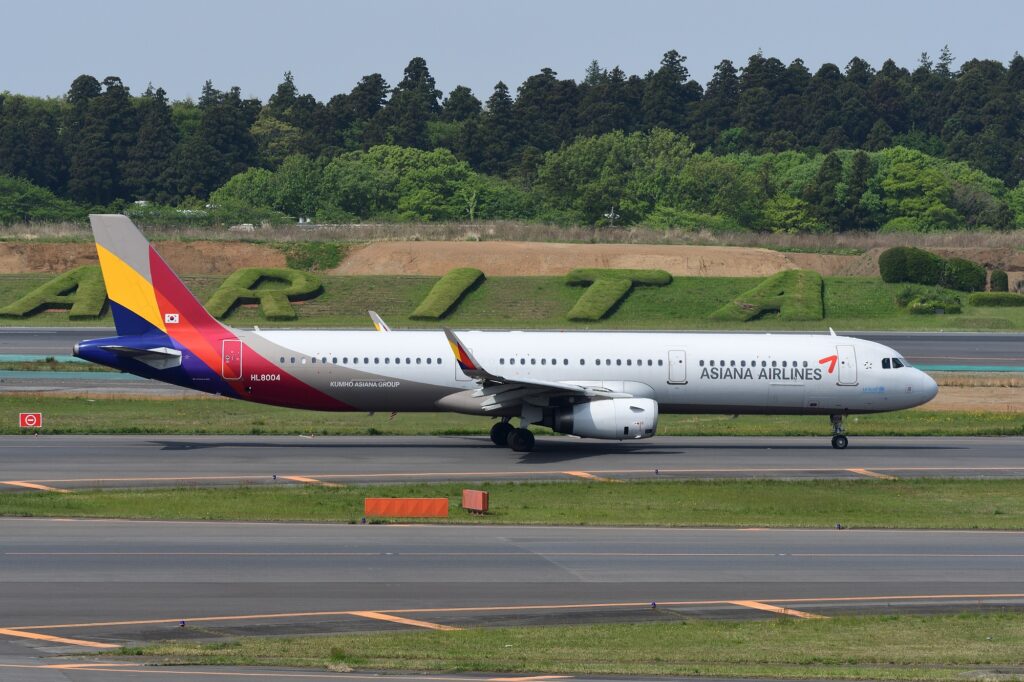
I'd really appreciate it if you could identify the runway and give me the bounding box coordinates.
[2,435,1024,491]
[2,518,1023,648]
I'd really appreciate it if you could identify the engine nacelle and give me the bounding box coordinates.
[550,398,659,440]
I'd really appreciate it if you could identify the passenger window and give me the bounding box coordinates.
[279,356,284,363]
[647,360,652,366]
[658,359,663,366]
[311,357,316,364]
[437,358,442,364]
[363,357,369,364]
[290,357,295,364]
[500,359,505,365]
[730,360,735,367]
[892,358,904,368]
[416,358,421,364]
[531,359,536,365]
[427,358,432,364]
[563,359,568,365]
[384,358,390,364]
[541,359,546,365]
[616,359,622,366]
[882,358,891,369]
[782,361,786,367]
[596,359,601,366]
[301,358,307,364]
[580,359,585,365]
[353,358,359,364]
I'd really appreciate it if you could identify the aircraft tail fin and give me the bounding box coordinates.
[89,214,224,337]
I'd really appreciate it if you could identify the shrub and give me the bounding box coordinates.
[709,269,823,321]
[410,268,484,319]
[205,268,323,320]
[565,269,673,321]
[878,247,944,285]
[990,269,1009,292]
[894,285,962,315]
[906,297,962,314]
[281,243,344,271]
[0,266,106,319]
[941,257,986,292]
[967,292,1024,307]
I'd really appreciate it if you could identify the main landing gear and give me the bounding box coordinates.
[830,414,848,449]
[490,419,535,452]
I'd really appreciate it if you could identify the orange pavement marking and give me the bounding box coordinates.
[0,627,117,648]
[563,471,619,482]
[1,480,71,493]
[348,610,459,631]
[280,475,342,487]
[729,600,828,619]
[847,468,898,480]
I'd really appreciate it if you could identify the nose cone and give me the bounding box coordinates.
[918,372,939,404]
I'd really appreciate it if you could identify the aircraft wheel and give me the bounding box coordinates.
[831,435,849,450]
[507,428,535,452]
[490,421,514,447]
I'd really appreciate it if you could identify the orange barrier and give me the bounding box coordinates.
[364,497,449,518]
[461,489,489,513]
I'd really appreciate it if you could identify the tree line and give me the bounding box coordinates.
[1,48,1024,229]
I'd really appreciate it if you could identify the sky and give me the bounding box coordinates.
[2,0,1022,102]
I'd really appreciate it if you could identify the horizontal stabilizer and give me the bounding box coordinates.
[101,345,182,370]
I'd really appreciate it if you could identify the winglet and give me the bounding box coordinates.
[829,327,836,336]
[443,328,486,378]
[369,311,391,332]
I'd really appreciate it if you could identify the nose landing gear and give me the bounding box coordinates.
[830,414,848,449]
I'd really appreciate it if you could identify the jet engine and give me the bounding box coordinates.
[549,398,658,440]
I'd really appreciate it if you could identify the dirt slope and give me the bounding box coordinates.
[332,242,878,277]
[0,242,285,275]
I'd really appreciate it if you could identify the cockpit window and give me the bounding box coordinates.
[882,358,891,369]
[892,357,905,369]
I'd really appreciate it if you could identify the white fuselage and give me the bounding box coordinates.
[245,329,938,416]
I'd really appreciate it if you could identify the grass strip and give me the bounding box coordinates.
[5,479,1024,529]
[0,394,1021,436]
[120,612,1024,680]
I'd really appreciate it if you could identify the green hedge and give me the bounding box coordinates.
[878,247,945,285]
[565,268,672,321]
[879,247,986,292]
[565,269,673,287]
[0,266,106,319]
[941,257,986,292]
[968,292,1024,307]
[205,268,323,320]
[410,268,485,320]
[709,269,824,321]
[990,269,1009,292]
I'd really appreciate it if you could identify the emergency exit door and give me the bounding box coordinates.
[222,339,243,380]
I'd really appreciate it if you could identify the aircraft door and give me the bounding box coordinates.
[667,350,687,384]
[836,344,857,385]
[222,339,243,380]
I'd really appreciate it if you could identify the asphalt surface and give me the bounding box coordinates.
[2,435,1024,490]
[0,328,1021,368]
[2,519,1023,645]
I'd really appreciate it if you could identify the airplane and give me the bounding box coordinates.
[74,214,939,452]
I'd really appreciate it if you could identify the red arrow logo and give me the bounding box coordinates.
[818,355,838,374]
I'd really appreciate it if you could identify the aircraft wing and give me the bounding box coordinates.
[442,328,632,411]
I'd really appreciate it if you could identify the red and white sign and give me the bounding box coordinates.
[19,412,42,428]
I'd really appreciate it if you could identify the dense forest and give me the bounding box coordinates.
[2,49,1024,230]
